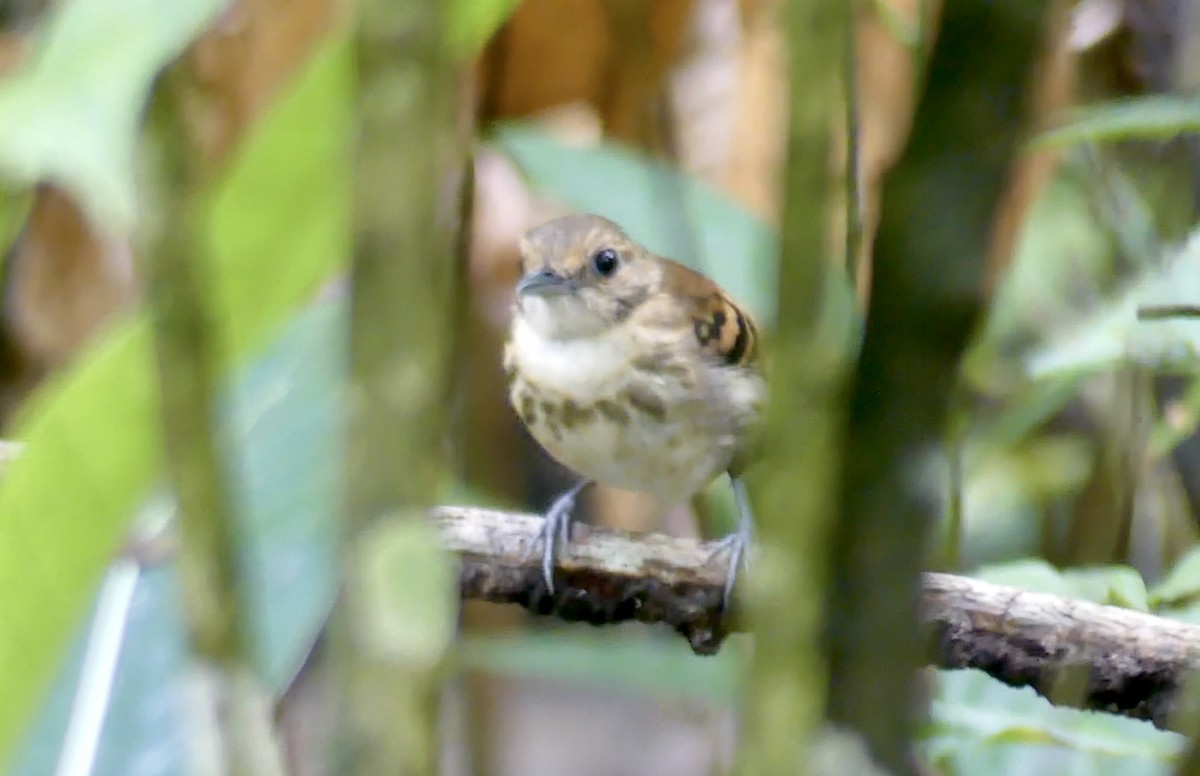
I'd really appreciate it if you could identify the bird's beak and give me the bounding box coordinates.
[517,268,571,296]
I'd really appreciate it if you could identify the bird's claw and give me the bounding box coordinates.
[524,481,589,594]
[709,529,752,610]
[710,474,755,611]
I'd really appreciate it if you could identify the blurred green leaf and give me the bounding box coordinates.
[209,37,352,362]
[0,184,33,285]
[445,0,521,60]
[972,559,1150,610]
[221,301,343,689]
[461,630,745,703]
[0,0,226,235]
[956,437,1093,568]
[1149,545,1200,609]
[0,324,159,771]
[967,375,1087,454]
[1025,227,1200,377]
[974,172,1116,357]
[927,669,1181,775]
[1036,97,1200,150]
[13,297,344,774]
[1149,374,1200,456]
[0,34,350,769]
[13,560,188,776]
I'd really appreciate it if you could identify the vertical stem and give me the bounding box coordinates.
[737,0,850,773]
[843,5,863,288]
[338,0,460,773]
[147,74,280,776]
[824,2,1046,771]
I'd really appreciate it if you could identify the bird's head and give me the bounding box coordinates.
[514,214,660,340]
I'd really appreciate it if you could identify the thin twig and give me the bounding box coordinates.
[1138,305,1200,320]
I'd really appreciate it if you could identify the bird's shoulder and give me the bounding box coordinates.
[650,256,759,368]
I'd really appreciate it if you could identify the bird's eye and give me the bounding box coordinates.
[592,248,619,277]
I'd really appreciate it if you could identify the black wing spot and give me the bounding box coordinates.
[727,308,750,365]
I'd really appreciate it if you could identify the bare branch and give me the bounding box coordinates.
[435,505,1200,731]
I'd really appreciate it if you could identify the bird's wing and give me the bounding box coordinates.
[660,257,759,367]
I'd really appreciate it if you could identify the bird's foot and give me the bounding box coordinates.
[524,480,590,594]
[709,474,756,611]
[708,527,752,610]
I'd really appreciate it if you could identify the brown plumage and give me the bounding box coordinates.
[504,213,763,603]
[662,259,759,367]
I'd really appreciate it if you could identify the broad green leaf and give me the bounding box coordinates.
[208,37,352,361]
[0,0,227,234]
[1036,97,1200,150]
[927,669,1181,775]
[0,34,350,768]
[0,324,159,770]
[221,301,343,689]
[13,562,188,776]
[13,299,344,775]
[446,0,522,60]
[460,629,745,703]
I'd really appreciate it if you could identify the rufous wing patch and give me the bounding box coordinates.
[661,257,759,367]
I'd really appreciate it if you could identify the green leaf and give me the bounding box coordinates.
[972,559,1150,611]
[221,301,344,689]
[460,630,745,703]
[955,437,1093,567]
[0,324,160,770]
[359,517,458,669]
[208,37,353,362]
[446,0,521,60]
[1036,97,1200,150]
[13,298,344,775]
[927,669,1181,775]
[1025,227,1200,377]
[12,562,188,776]
[1149,545,1200,609]
[0,0,226,234]
[0,33,350,768]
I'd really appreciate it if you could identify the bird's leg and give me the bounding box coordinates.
[525,479,592,593]
[708,473,755,609]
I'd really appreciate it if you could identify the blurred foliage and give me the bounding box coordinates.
[446,0,522,60]
[460,630,745,703]
[1038,97,1200,149]
[7,119,1199,776]
[0,26,350,770]
[0,0,225,235]
[3,0,1200,774]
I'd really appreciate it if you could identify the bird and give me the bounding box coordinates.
[503,213,765,607]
